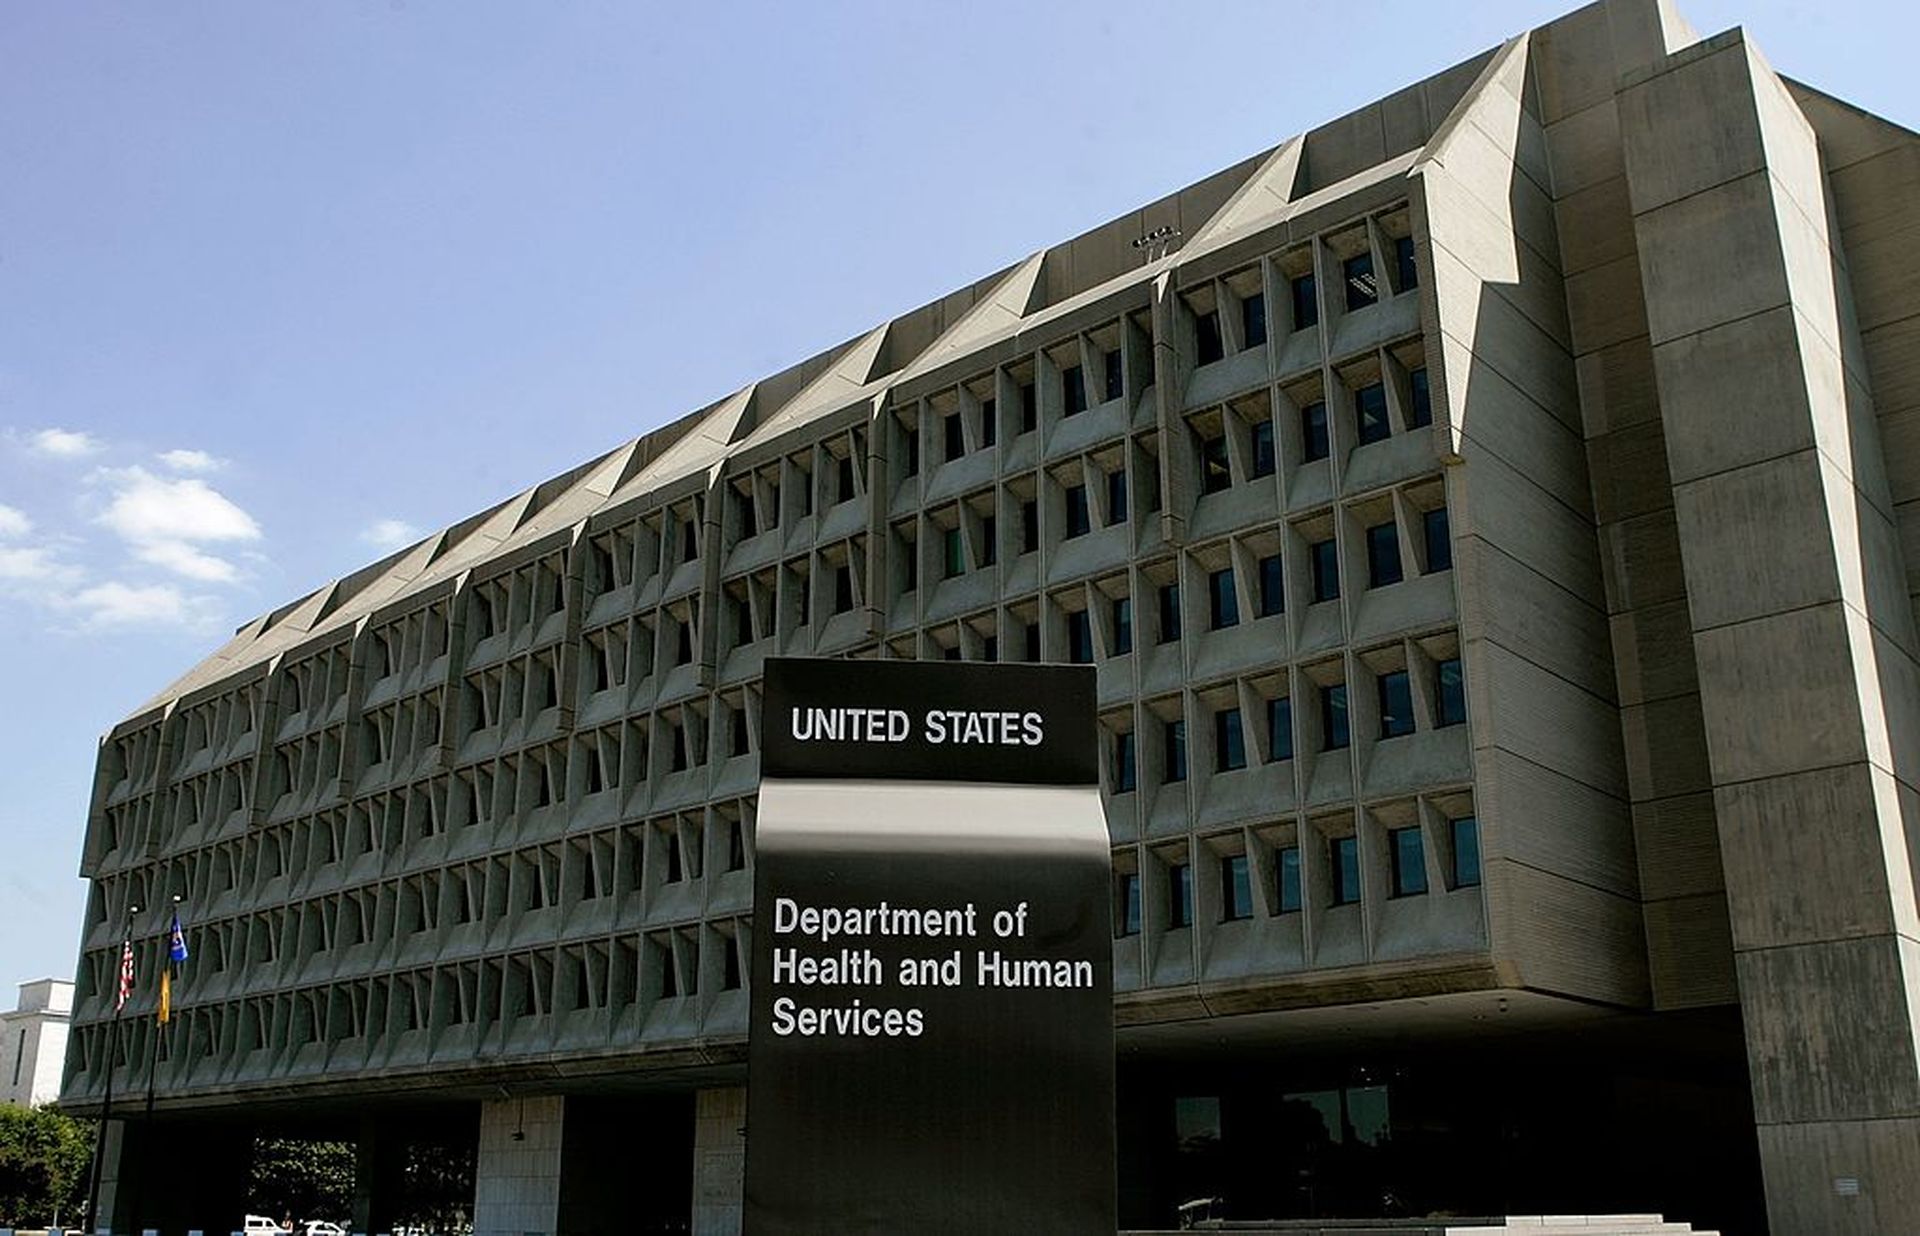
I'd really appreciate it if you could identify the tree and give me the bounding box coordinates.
[0,1104,93,1228]
[247,1136,356,1226]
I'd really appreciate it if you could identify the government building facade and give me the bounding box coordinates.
[62,1,1920,1233]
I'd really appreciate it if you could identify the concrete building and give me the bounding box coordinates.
[1,978,72,1107]
[59,1,1919,1232]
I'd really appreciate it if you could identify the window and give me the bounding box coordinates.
[1367,521,1403,587]
[1067,610,1094,665]
[1221,854,1253,920]
[1214,708,1246,772]
[1257,553,1284,618]
[1104,349,1124,402]
[1290,274,1318,329]
[1301,401,1330,462]
[984,634,998,662]
[1019,382,1037,433]
[1115,730,1137,792]
[1409,367,1432,428]
[737,489,757,540]
[682,520,698,563]
[836,455,856,504]
[1330,835,1360,905]
[1451,816,1482,888]
[902,541,918,592]
[1378,670,1414,738]
[833,565,854,614]
[1423,506,1452,572]
[1343,251,1377,310]
[1251,420,1275,478]
[944,527,966,579]
[723,937,743,990]
[1021,500,1040,554]
[1310,538,1339,602]
[731,708,751,757]
[728,819,747,871]
[1164,719,1187,783]
[1276,846,1302,913]
[1267,696,1293,761]
[1065,484,1092,538]
[1169,861,1193,928]
[979,398,997,447]
[734,597,754,647]
[1395,235,1418,291]
[980,516,997,567]
[902,429,919,477]
[1024,622,1041,662]
[1063,365,1088,416]
[1107,468,1129,524]
[665,831,684,882]
[796,573,811,627]
[1391,826,1427,896]
[1200,434,1230,494]
[1195,311,1224,365]
[1242,292,1267,348]
[1112,596,1133,655]
[944,412,965,461]
[1437,657,1467,727]
[1157,583,1181,643]
[1118,872,1142,935]
[675,620,694,666]
[1208,567,1238,630]
[1321,684,1349,751]
[1355,382,1390,445]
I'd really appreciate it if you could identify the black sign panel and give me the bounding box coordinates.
[746,658,1115,1236]
[759,656,1099,785]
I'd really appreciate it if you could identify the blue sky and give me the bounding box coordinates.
[0,0,1908,989]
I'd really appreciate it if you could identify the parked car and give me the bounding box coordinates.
[243,1218,290,1236]
[301,1223,348,1236]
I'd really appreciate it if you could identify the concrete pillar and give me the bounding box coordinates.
[472,1096,564,1236]
[352,1117,408,1236]
[1621,29,1920,1236]
[93,1119,133,1236]
[691,1088,745,1236]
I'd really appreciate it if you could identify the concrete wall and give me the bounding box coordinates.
[473,1095,564,1236]
[1620,28,1920,1236]
[692,1087,744,1236]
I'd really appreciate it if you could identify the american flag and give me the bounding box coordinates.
[116,935,135,1012]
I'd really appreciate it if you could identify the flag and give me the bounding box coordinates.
[115,935,134,1012]
[157,967,171,1025]
[167,911,189,964]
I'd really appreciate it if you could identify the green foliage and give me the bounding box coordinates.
[394,1138,474,1235]
[0,1103,93,1228]
[247,1136,355,1226]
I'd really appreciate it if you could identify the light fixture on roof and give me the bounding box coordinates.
[1132,224,1181,262]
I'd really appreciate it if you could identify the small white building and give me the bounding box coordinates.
[0,978,73,1107]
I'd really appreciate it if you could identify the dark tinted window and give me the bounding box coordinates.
[1195,311,1224,365]
[1022,499,1040,554]
[1119,872,1142,934]
[1409,367,1432,428]
[833,565,854,614]
[1437,657,1467,727]
[1169,861,1193,928]
[1068,610,1094,665]
[1290,274,1318,329]
[1424,506,1452,572]
[1104,349,1124,402]
[1302,401,1330,462]
[1310,538,1340,602]
[1113,596,1133,655]
[1065,484,1091,538]
[1242,292,1267,348]
[1115,731,1137,793]
[1215,708,1246,771]
[1268,696,1293,761]
[1367,521,1403,587]
[979,516,996,567]
[1322,683,1349,750]
[1019,382,1038,433]
[1209,567,1238,630]
[1451,817,1482,888]
[1063,365,1088,416]
[1200,434,1231,494]
[944,412,965,461]
[979,398,997,447]
[943,528,965,578]
[1356,382,1390,445]
[1276,846,1302,913]
[1343,252,1377,310]
[1330,835,1360,904]
[1378,670,1414,738]
[1258,553,1284,617]
[1164,719,1187,783]
[1391,826,1427,896]
[1157,583,1181,643]
[1108,468,1129,524]
[1394,234,1418,292]
[1251,420,1276,478]
[1221,854,1253,920]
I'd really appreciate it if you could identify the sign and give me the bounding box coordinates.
[745,658,1116,1236]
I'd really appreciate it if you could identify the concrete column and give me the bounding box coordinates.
[472,1095,564,1236]
[93,1119,133,1236]
[1621,29,1920,1236]
[691,1088,745,1236]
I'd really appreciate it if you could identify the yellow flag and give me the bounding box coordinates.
[157,966,171,1025]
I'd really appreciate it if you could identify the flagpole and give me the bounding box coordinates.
[84,901,138,1236]
[131,895,181,1232]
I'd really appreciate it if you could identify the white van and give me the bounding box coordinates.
[243,1217,290,1235]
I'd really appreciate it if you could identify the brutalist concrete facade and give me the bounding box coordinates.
[61,2,1920,1233]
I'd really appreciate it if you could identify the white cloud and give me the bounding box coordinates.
[361,518,422,551]
[0,544,80,584]
[156,448,223,473]
[0,504,30,537]
[63,581,221,630]
[28,427,102,458]
[94,466,262,582]
[132,540,241,582]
